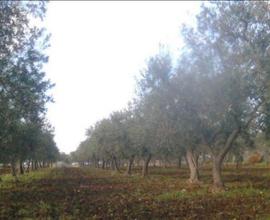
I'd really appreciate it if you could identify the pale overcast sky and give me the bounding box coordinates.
[44,1,201,153]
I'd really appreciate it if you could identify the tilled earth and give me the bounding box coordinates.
[1,166,270,219]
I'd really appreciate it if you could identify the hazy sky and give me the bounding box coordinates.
[44,1,201,153]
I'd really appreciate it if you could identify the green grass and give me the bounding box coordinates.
[0,168,50,189]
[156,189,206,201]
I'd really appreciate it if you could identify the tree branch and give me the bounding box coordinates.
[244,100,264,129]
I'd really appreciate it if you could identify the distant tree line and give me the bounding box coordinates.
[72,1,270,191]
[0,1,59,180]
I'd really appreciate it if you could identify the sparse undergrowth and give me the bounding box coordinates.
[1,166,270,219]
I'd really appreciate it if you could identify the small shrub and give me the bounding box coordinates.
[37,201,51,218]
[247,152,263,164]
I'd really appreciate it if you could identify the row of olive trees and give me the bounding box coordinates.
[73,1,270,191]
[0,1,59,180]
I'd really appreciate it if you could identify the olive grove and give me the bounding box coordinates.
[73,1,270,191]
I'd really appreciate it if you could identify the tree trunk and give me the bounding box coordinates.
[11,160,18,181]
[19,160,24,175]
[186,149,200,184]
[212,155,225,191]
[153,160,156,167]
[105,160,109,169]
[163,160,167,168]
[93,158,97,168]
[125,155,135,175]
[201,153,207,166]
[142,154,151,177]
[34,160,38,170]
[110,160,115,170]
[178,156,182,168]
[235,154,243,169]
[210,128,240,191]
[118,159,122,168]
[113,156,121,172]
[102,159,105,169]
[26,161,30,173]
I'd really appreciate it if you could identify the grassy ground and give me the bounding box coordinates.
[1,166,270,219]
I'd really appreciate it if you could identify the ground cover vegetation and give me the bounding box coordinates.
[1,166,270,219]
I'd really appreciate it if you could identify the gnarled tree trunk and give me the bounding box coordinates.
[125,155,135,175]
[186,148,200,184]
[210,128,241,192]
[113,155,121,172]
[212,155,224,191]
[142,154,151,177]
